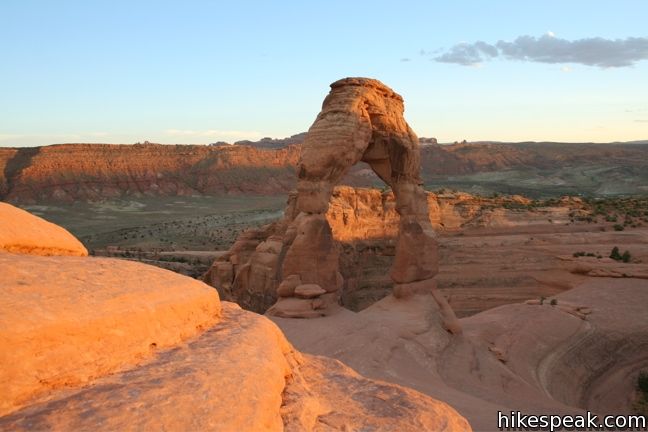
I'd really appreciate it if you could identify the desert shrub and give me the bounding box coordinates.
[610,247,632,263]
[605,215,618,222]
[639,371,648,395]
[621,251,632,263]
[550,299,558,306]
[574,251,597,258]
[613,224,625,231]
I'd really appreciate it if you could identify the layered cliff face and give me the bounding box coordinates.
[0,144,300,203]
[3,140,648,203]
[327,186,546,240]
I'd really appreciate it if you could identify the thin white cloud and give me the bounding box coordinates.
[164,129,263,139]
[0,132,111,140]
[561,66,573,73]
[0,132,82,142]
[434,34,648,68]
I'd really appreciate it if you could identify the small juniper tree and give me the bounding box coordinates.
[621,250,632,263]
[638,370,648,396]
[610,247,622,261]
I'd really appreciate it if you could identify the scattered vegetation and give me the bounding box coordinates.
[634,370,648,416]
[573,251,599,258]
[158,255,190,263]
[586,197,648,228]
[610,247,632,263]
[550,299,558,306]
[639,371,648,395]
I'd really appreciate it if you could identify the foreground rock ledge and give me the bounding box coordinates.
[0,253,221,416]
[0,202,88,256]
[0,300,471,431]
[0,216,470,430]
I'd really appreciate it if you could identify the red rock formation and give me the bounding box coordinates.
[0,253,221,416]
[0,208,471,431]
[0,202,88,256]
[211,77,460,331]
[204,185,585,315]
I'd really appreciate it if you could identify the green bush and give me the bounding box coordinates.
[638,371,648,396]
[613,224,625,231]
[573,251,597,258]
[621,251,632,263]
[610,247,632,263]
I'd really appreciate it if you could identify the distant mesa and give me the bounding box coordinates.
[233,132,308,149]
[1,134,648,202]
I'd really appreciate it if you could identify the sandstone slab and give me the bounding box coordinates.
[0,301,471,431]
[0,253,221,416]
[0,202,87,256]
[294,283,326,299]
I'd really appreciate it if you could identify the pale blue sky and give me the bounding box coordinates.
[1,0,647,146]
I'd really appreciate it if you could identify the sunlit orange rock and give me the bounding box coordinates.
[0,206,471,430]
[0,253,221,416]
[0,202,88,256]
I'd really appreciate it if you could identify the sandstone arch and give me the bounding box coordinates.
[268,78,461,333]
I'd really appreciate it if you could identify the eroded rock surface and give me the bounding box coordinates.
[207,77,459,329]
[0,254,221,416]
[0,208,471,431]
[1,299,470,432]
[275,78,446,320]
[0,202,88,256]
[273,277,648,430]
